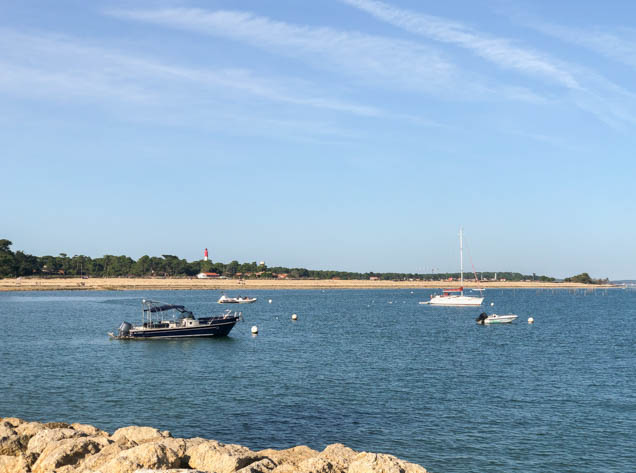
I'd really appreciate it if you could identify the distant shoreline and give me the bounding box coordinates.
[0,277,618,292]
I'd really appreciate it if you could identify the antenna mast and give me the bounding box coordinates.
[460,227,464,285]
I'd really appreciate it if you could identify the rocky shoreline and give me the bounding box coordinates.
[0,417,427,473]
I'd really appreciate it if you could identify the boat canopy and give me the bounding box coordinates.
[142,300,193,315]
[147,304,187,313]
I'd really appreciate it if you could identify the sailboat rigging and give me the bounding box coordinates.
[421,228,484,306]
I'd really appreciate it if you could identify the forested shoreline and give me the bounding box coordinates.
[0,239,556,281]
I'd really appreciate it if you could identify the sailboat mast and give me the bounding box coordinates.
[460,227,464,285]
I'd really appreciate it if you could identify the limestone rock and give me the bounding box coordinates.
[187,440,263,473]
[133,470,208,473]
[182,437,208,451]
[273,456,337,473]
[348,452,427,473]
[0,454,28,473]
[70,441,129,472]
[114,436,139,449]
[112,426,171,444]
[27,427,85,456]
[11,421,50,464]
[0,424,23,456]
[53,466,76,473]
[318,444,358,472]
[98,442,182,473]
[0,418,430,473]
[15,421,48,442]
[0,419,23,428]
[80,437,191,472]
[170,437,207,468]
[71,423,109,437]
[44,422,70,429]
[235,457,277,473]
[129,437,193,469]
[271,465,295,473]
[31,437,109,473]
[258,445,319,469]
[302,457,338,473]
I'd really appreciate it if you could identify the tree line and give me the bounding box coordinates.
[0,239,555,281]
[563,272,609,284]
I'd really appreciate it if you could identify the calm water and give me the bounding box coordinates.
[0,289,634,473]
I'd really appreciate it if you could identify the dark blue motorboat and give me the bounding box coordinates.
[109,299,241,339]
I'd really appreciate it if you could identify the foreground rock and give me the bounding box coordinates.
[0,417,427,473]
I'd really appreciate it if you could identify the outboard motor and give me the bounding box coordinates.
[118,321,132,336]
[476,312,488,325]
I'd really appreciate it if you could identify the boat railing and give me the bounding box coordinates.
[198,310,242,323]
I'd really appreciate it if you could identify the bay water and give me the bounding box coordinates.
[0,288,634,473]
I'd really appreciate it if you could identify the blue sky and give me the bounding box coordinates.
[2,0,635,279]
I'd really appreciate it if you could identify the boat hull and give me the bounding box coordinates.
[424,295,484,306]
[478,314,517,325]
[123,317,239,339]
[218,298,256,304]
[483,315,517,324]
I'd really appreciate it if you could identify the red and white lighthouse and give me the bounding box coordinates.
[204,248,208,261]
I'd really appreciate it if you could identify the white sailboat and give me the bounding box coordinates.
[422,228,484,306]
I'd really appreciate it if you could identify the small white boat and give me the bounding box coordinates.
[218,295,257,304]
[476,312,518,325]
[236,296,257,304]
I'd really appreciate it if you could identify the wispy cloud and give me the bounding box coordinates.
[498,128,583,153]
[531,23,636,69]
[342,0,636,129]
[108,6,562,108]
[0,28,430,139]
[341,0,580,89]
[0,30,154,103]
[106,8,483,97]
[0,28,377,114]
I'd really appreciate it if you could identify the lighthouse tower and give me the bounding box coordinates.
[204,248,208,261]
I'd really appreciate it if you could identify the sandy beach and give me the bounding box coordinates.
[0,277,616,292]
